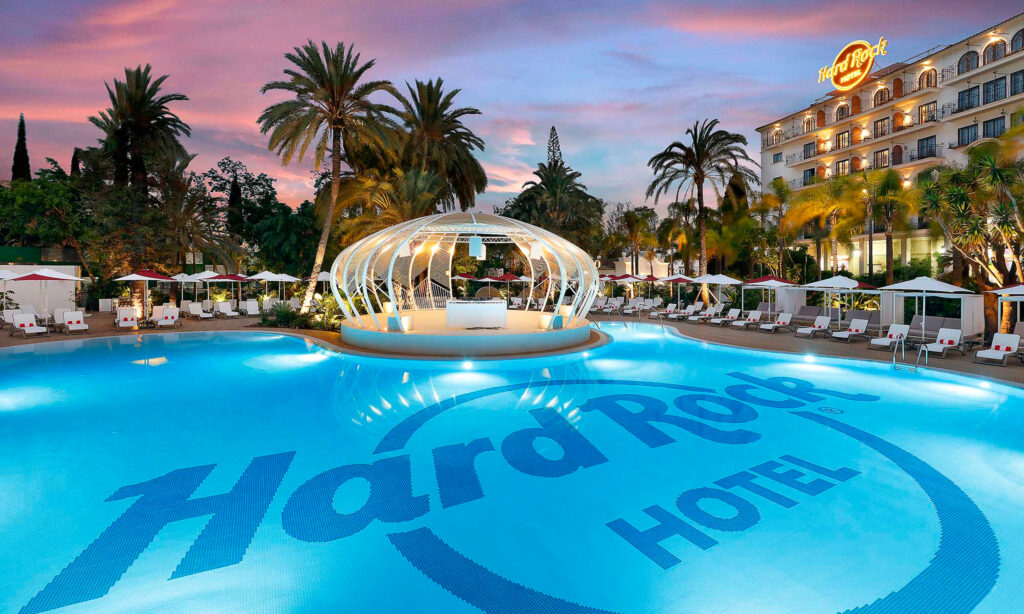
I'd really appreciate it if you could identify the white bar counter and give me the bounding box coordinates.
[445,299,507,329]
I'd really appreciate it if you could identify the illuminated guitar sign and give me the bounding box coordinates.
[818,37,888,91]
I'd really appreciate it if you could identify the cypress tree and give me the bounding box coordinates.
[546,126,563,165]
[11,113,31,182]
[226,175,244,235]
[70,148,82,177]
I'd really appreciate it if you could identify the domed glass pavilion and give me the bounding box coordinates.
[329,212,600,356]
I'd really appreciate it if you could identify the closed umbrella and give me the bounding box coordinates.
[114,270,173,319]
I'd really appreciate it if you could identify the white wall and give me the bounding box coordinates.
[1,265,80,313]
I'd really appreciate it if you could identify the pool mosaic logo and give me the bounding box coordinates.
[22,374,999,613]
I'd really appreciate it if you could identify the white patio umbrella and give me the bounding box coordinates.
[879,276,970,341]
[247,270,279,301]
[13,268,84,314]
[692,273,743,306]
[171,273,192,303]
[114,270,174,318]
[658,274,694,306]
[801,275,860,325]
[185,270,221,302]
[743,275,795,318]
[274,273,300,299]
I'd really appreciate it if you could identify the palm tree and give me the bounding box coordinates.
[154,156,242,279]
[259,41,394,313]
[646,119,759,280]
[388,78,486,211]
[762,178,793,277]
[657,200,696,275]
[504,159,601,246]
[784,175,863,276]
[857,169,912,285]
[619,207,658,277]
[332,168,444,244]
[88,65,190,193]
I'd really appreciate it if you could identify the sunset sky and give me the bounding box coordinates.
[0,0,1015,209]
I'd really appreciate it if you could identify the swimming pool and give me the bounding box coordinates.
[1,324,1021,613]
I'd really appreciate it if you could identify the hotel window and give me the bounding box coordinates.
[1011,70,1024,97]
[803,142,816,158]
[873,117,889,138]
[958,86,979,111]
[873,88,890,106]
[802,168,816,185]
[957,124,978,147]
[803,117,814,133]
[982,117,1005,139]
[1014,29,1024,53]
[918,136,936,158]
[983,77,1006,104]
[835,159,850,176]
[918,101,937,124]
[983,40,1006,65]
[918,69,937,89]
[836,104,850,120]
[957,51,979,75]
[772,152,782,163]
[836,130,850,149]
[873,149,889,169]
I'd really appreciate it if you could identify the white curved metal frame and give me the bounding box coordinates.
[330,212,599,332]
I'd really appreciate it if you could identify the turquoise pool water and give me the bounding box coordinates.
[1,323,1021,613]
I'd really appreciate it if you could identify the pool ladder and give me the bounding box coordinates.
[892,337,928,373]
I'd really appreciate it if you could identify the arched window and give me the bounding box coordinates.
[958,51,979,75]
[770,130,782,145]
[873,88,890,106]
[836,104,850,120]
[803,117,814,133]
[918,69,937,89]
[1013,29,1024,54]
[983,40,1006,64]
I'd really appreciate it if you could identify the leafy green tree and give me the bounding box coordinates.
[11,114,31,182]
[388,78,486,211]
[785,175,862,275]
[657,200,695,275]
[259,40,394,312]
[500,159,604,249]
[619,206,658,276]
[647,119,759,278]
[251,201,319,275]
[332,168,444,244]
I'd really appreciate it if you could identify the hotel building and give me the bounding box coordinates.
[757,12,1024,275]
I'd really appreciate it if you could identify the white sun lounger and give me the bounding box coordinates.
[152,306,180,327]
[869,324,911,351]
[710,308,741,326]
[240,300,261,316]
[215,301,239,318]
[759,313,793,333]
[61,311,90,334]
[829,318,869,343]
[795,316,832,338]
[188,303,213,319]
[973,334,1021,366]
[689,304,723,322]
[668,301,703,320]
[648,303,677,319]
[2,309,22,329]
[9,313,49,337]
[921,328,964,358]
[732,310,762,329]
[115,307,138,329]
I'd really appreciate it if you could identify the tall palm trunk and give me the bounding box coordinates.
[696,181,709,303]
[300,129,342,313]
[829,212,839,275]
[884,224,894,286]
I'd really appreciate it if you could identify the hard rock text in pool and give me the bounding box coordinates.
[21,373,879,614]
